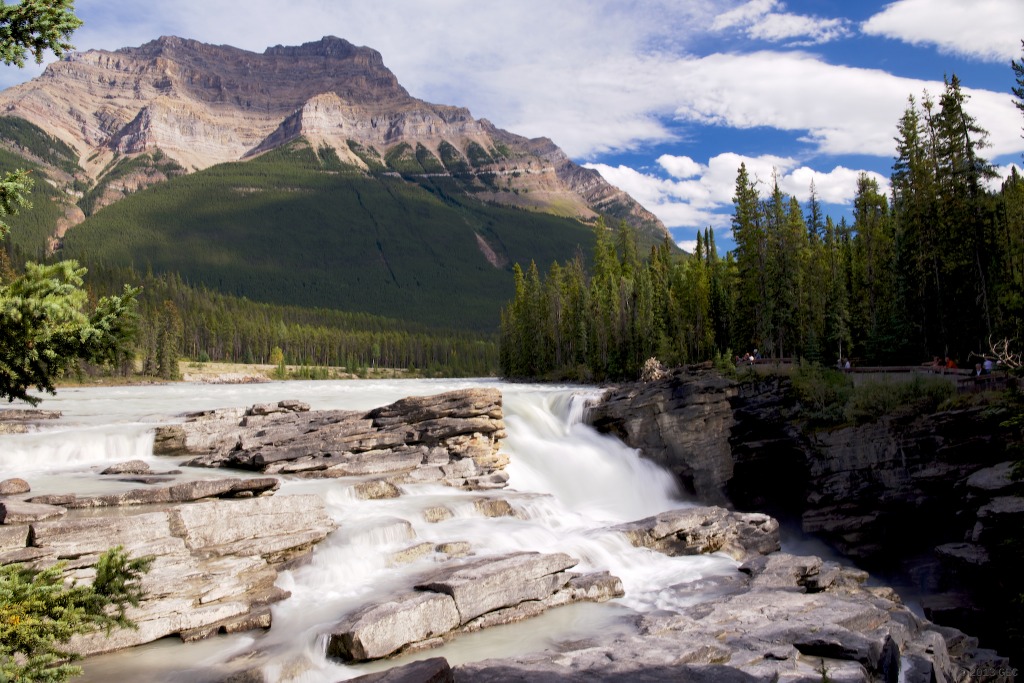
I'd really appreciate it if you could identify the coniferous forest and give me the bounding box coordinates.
[80,267,500,379]
[500,74,1024,381]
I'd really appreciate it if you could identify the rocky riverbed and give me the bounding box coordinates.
[1,385,1014,682]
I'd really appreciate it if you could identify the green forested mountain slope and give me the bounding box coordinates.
[59,141,596,331]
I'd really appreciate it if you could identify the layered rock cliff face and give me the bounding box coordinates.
[0,35,666,238]
[588,368,1024,665]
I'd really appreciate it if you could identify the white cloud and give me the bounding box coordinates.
[712,0,779,31]
[782,167,890,204]
[668,51,1022,160]
[749,14,850,45]
[989,163,1024,191]
[658,155,703,179]
[0,0,1018,169]
[588,154,886,232]
[677,240,699,253]
[711,0,851,45]
[862,0,1024,62]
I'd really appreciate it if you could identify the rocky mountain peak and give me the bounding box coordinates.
[264,35,372,60]
[0,36,669,241]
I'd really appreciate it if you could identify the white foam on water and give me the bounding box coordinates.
[13,380,737,682]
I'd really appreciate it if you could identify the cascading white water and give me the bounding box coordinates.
[3,381,738,682]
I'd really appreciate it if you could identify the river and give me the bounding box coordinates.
[2,379,739,681]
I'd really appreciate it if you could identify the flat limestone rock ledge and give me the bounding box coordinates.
[0,492,336,657]
[326,551,624,662]
[153,389,509,490]
[26,477,280,509]
[613,505,780,562]
[450,553,1009,683]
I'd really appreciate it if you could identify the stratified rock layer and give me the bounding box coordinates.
[587,367,738,504]
[154,389,510,490]
[0,485,335,656]
[326,551,624,661]
[613,505,780,562]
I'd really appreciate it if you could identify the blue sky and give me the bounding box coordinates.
[2,0,1022,251]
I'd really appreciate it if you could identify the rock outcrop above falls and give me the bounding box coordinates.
[586,368,738,504]
[153,388,509,489]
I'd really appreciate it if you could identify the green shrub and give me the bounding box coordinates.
[791,363,853,425]
[845,374,954,424]
[713,349,736,377]
[1,547,152,683]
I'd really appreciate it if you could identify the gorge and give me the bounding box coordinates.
[0,377,1015,682]
[587,365,1024,672]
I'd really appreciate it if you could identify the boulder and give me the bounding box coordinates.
[613,506,780,562]
[354,479,402,500]
[388,542,435,566]
[9,493,338,657]
[100,460,152,475]
[348,657,453,683]
[327,592,461,660]
[168,494,334,561]
[415,552,578,622]
[326,552,622,663]
[0,524,29,550]
[0,478,30,495]
[27,477,280,509]
[454,552,986,682]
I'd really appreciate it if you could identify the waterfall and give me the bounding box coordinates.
[2,381,737,682]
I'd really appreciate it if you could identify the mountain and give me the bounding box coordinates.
[0,36,670,330]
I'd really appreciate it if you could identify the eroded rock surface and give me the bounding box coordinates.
[326,551,624,661]
[589,368,1024,664]
[27,477,280,508]
[0,488,336,656]
[153,389,509,489]
[613,506,780,562]
[452,553,1007,682]
[587,367,737,504]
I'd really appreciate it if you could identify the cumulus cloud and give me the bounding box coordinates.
[0,1,1019,170]
[989,163,1024,191]
[862,0,1024,62]
[587,154,888,234]
[668,51,1022,160]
